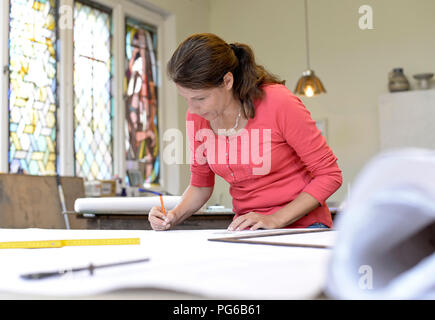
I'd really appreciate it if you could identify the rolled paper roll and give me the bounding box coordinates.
[74,196,182,214]
[326,148,435,299]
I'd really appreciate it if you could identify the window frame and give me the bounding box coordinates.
[0,0,179,194]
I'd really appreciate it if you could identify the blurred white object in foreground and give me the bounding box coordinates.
[326,148,435,299]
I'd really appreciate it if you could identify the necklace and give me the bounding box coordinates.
[224,107,241,136]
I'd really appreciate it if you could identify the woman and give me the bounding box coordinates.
[149,33,342,231]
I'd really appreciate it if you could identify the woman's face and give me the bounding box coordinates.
[176,72,234,121]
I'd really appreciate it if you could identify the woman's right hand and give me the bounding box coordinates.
[148,206,177,231]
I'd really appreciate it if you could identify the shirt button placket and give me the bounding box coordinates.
[226,136,234,180]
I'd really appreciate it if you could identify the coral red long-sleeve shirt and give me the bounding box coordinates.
[186,84,342,228]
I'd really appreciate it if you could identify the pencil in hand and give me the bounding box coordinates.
[159,194,166,215]
[138,188,166,216]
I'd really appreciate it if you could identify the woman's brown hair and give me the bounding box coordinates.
[167,33,285,119]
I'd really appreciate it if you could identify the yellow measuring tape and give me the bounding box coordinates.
[0,238,140,249]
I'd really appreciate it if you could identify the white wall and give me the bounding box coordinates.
[207,0,435,206]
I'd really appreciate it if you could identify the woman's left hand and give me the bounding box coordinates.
[227,212,284,231]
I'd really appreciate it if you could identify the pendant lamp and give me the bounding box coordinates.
[294,0,326,97]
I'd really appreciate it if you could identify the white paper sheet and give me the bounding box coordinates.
[326,148,435,299]
[74,196,182,213]
[0,228,332,299]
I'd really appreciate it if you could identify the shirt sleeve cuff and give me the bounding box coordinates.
[301,187,326,206]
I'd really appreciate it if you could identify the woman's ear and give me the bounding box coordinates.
[222,72,234,90]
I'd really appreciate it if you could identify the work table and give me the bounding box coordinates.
[0,228,335,299]
[76,209,235,230]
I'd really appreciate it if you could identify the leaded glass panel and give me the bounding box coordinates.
[8,0,58,175]
[125,18,159,185]
[73,1,113,180]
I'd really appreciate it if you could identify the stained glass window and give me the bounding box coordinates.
[8,0,58,175]
[73,1,113,180]
[125,18,159,185]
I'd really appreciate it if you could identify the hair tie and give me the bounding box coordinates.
[229,43,240,56]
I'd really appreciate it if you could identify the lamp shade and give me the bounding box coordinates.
[294,69,326,97]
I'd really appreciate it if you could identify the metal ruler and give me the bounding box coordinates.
[0,238,140,249]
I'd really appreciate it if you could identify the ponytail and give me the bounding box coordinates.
[229,42,285,118]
